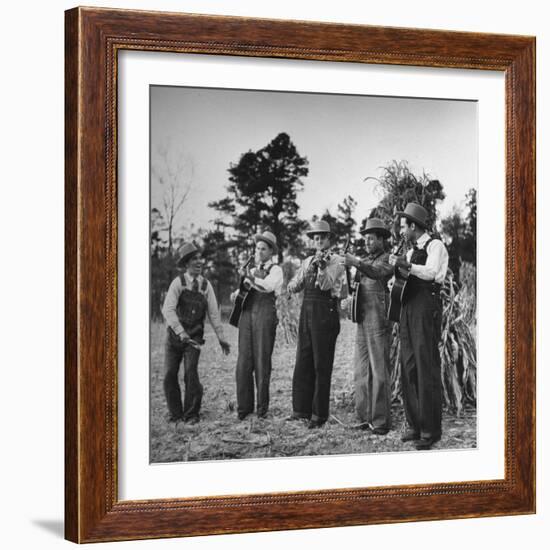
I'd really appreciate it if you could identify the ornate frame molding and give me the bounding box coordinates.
[65,7,535,542]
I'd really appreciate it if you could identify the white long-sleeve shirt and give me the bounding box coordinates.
[250,261,284,295]
[406,232,449,284]
[161,273,225,340]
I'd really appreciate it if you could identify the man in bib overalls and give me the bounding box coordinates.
[390,203,449,450]
[232,231,283,420]
[162,242,230,424]
[287,221,345,429]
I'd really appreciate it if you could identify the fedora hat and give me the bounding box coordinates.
[176,242,200,266]
[253,231,278,254]
[360,217,391,238]
[396,202,429,229]
[306,219,332,237]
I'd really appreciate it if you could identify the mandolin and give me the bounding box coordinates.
[387,238,409,323]
[228,256,254,328]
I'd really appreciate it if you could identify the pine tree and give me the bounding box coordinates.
[209,132,309,261]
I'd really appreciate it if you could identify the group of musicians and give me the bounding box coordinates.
[161,202,449,451]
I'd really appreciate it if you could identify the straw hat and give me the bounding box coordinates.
[253,231,278,254]
[176,242,200,266]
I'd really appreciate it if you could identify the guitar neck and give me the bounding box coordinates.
[343,236,353,290]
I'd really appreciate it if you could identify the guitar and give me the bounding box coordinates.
[387,238,409,323]
[343,238,361,323]
[228,256,254,328]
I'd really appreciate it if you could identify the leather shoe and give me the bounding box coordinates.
[307,420,325,429]
[372,427,389,436]
[401,430,420,442]
[185,416,199,425]
[238,412,249,421]
[415,437,438,450]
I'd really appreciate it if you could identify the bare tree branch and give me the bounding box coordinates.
[152,139,194,254]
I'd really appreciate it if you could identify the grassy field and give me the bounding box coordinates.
[150,318,476,463]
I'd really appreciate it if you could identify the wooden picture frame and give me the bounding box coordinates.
[65,6,535,543]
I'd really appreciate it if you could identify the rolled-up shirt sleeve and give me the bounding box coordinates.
[161,278,186,336]
[288,259,309,293]
[410,240,449,283]
[253,265,284,295]
[317,255,345,296]
[205,280,225,340]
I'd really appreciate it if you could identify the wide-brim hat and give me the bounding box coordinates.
[306,219,332,237]
[396,202,429,229]
[176,242,200,266]
[253,231,278,254]
[360,217,391,238]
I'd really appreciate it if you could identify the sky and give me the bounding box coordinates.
[150,85,477,236]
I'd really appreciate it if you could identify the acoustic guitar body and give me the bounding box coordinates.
[387,270,408,323]
[229,258,254,328]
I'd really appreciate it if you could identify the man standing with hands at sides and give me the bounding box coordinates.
[232,231,283,421]
[342,218,394,435]
[287,220,345,429]
[162,242,230,424]
[389,203,449,450]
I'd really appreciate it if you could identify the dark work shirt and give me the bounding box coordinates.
[356,251,393,292]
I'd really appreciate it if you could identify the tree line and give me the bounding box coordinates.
[151,132,476,319]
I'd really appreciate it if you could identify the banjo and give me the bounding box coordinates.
[344,237,361,323]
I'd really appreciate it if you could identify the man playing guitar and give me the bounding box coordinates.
[389,203,449,450]
[231,231,283,420]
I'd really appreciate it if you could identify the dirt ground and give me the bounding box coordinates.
[150,319,477,463]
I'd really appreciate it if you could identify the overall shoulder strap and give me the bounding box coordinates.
[201,277,208,293]
[179,274,187,287]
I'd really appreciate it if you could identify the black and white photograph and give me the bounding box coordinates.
[4,0,544,547]
[149,85,478,463]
